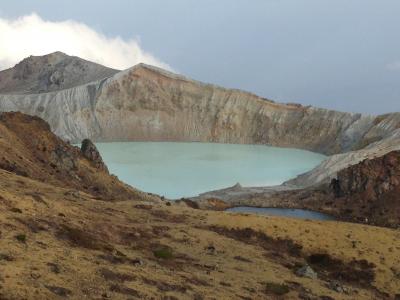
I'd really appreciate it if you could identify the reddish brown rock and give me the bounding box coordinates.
[334,151,400,199]
[329,151,400,227]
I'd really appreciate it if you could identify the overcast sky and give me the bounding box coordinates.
[1,0,399,114]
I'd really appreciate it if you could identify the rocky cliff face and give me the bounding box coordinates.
[0,53,399,188]
[333,151,400,198]
[306,151,400,228]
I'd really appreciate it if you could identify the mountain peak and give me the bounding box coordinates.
[0,52,118,94]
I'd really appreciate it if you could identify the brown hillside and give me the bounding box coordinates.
[0,111,150,201]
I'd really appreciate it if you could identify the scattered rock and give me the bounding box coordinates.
[130,258,144,266]
[205,244,216,255]
[296,265,318,279]
[109,284,140,297]
[0,253,14,261]
[47,262,61,274]
[10,207,22,214]
[45,285,72,297]
[327,281,348,293]
[64,190,80,199]
[134,204,153,210]
[30,272,41,279]
[99,268,136,282]
[233,256,252,263]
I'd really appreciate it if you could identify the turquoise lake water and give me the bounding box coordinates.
[95,142,326,199]
[226,207,336,221]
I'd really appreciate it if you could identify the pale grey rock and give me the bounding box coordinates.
[295,265,318,279]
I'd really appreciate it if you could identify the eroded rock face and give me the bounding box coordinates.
[326,151,400,227]
[81,139,108,173]
[0,53,399,189]
[333,151,400,198]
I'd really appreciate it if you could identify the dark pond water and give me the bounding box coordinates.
[226,207,336,221]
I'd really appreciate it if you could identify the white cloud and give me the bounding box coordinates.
[0,13,172,71]
[386,61,400,71]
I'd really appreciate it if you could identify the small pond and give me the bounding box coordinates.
[226,207,336,221]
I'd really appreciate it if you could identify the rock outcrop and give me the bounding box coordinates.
[333,151,400,198]
[81,138,109,173]
[326,150,400,227]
